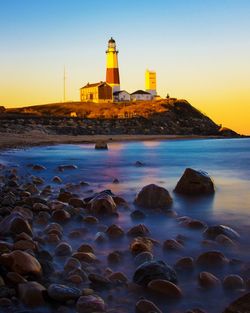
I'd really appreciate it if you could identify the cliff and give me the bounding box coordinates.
[1,99,240,137]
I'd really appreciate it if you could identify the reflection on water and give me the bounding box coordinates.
[1,138,250,312]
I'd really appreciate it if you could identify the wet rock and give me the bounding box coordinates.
[55,242,72,256]
[58,164,78,171]
[134,251,154,266]
[198,272,220,288]
[45,222,63,234]
[0,212,32,236]
[130,237,153,255]
[95,141,108,150]
[223,292,250,313]
[203,225,240,241]
[216,234,236,247]
[223,275,245,290]
[57,191,72,203]
[33,202,50,212]
[64,257,81,272]
[76,295,106,313]
[72,252,97,263]
[127,224,150,237]
[107,251,122,264]
[163,239,184,251]
[196,251,229,268]
[0,250,42,276]
[52,209,71,222]
[148,279,182,298]
[18,281,46,307]
[32,165,46,171]
[135,299,162,313]
[89,193,117,215]
[174,168,215,195]
[52,176,63,184]
[135,161,144,167]
[77,244,94,254]
[32,176,44,185]
[68,198,85,208]
[36,211,50,224]
[134,184,172,209]
[94,232,107,243]
[67,274,83,284]
[187,219,207,229]
[48,284,81,302]
[88,273,111,288]
[133,260,177,286]
[108,272,128,283]
[130,210,146,220]
[174,257,195,272]
[106,224,125,238]
[83,216,99,224]
[13,240,37,251]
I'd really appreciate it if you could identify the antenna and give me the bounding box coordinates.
[63,66,66,102]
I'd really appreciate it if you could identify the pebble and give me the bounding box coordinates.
[147,279,182,298]
[198,272,220,288]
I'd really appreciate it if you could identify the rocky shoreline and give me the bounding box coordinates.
[0,161,249,313]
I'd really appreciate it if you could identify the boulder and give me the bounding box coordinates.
[196,251,229,268]
[163,239,184,251]
[130,237,153,255]
[106,224,124,238]
[133,260,177,286]
[134,251,154,266]
[76,295,106,313]
[127,224,150,237]
[48,284,81,302]
[147,279,182,298]
[223,275,245,290]
[89,193,117,215]
[18,281,46,307]
[0,212,32,236]
[0,250,42,276]
[55,242,72,256]
[203,225,240,241]
[135,299,163,313]
[224,293,250,313]
[175,257,195,272]
[174,168,215,195]
[134,184,172,209]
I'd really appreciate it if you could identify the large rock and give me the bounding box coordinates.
[147,279,182,298]
[133,260,177,286]
[89,193,117,215]
[18,281,46,307]
[174,168,215,195]
[130,237,153,255]
[224,293,250,313]
[48,284,81,302]
[203,225,240,241]
[134,184,172,209]
[196,251,229,268]
[76,295,106,313]
[0,250,42,276]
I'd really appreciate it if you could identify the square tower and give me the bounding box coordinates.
[145,70,157,96]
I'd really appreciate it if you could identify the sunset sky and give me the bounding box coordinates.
[0,0,250,134]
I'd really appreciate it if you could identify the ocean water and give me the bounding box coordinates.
[0,138,250,312]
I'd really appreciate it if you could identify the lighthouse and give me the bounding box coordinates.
[106,37,120,93]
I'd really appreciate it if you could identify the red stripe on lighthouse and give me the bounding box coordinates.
[106,68,120,85]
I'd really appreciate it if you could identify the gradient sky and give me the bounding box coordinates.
[0,0,250,134]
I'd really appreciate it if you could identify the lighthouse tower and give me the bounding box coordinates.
[106,37,120,93]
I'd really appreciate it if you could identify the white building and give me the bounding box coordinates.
[131,90,153,101]
[113,90,131,102]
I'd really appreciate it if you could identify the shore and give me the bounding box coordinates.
[0,132,231,151]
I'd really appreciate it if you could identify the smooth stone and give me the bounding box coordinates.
[134,184,172,209]
[33,202,50,212]
[64,257,81,272]
[13,240,37,251]
[163,239,184,251]
[106,224,125,238]
[108,272,128,283]
[187,219,207,229]
[88,273,111,288]
[68,198,85,208]
[134,251,154,266]
[52,176,63,184]
[55,242,72,256]
[32,165,46,171]
[77,244,94,253]
[52,209,71,222]
[89,193,117,215]
[196,251,229,268]
[0,250,42,276]
[198,272,221,288]
[147,279,182,298]
[76,295,106,313]
[203,225,240,241]
[223,275,245,290]
[107,251,122,264]
[67,274,83,284]
[174,168,215,195]
[72,252,97,263]
[133,260,177,286]
[135,299,163,313]
[18,281,46,307]
[130,237,153,255]
[83,216,99,224]
[174,257,195,271]
[48,284,81,302]
[58,164,78,171]
[127,224,150,237]
[0,212,32,236]
[95,142,108,150]
[216,234,236,247]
